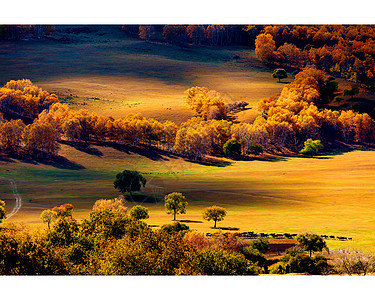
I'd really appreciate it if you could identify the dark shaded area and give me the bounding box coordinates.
[124,193,162,203]
[179,219,203,224]
[60,140,103,157]
[216,226,240,231]
[19,155,85,170]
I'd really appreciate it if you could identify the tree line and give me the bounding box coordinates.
[122,25,262,47]
[1,73,375,160]
[255,25,375,89]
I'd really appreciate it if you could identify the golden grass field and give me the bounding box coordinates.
[1,26,375,251]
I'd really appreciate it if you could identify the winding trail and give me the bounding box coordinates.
[1,178,22,219]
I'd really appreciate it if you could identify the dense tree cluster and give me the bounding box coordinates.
[0,25,55,40]
[0,79,58,120]
[255,25,375,88]
[233,68,375,154]
[122,25,261,47]
[0,201,265,275]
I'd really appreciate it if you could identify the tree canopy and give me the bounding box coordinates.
[272,69,288,82]
[114,170,147,197]
[202,206,227,228]
[164,192,188,221]
[297,233,327,257]
[129,205,149,220]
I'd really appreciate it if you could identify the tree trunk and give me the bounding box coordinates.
[214,220,217,228]
[173,211,176,221]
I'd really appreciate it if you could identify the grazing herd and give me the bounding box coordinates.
[205,231,352,241]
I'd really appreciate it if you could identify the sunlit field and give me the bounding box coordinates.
[2,25,375,254]
[2,142,375,251]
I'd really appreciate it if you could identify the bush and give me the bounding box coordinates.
[161,222,190,233]
[300,139,322,156]
[247,144,263,156]
[223,138,241,157]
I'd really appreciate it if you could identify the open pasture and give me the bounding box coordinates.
[1,142,375,251]
[0,25,282,124]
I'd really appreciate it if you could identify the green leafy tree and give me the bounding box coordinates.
[272,69,288,83]
[248,144,263,156]
[202,206,227,228]
[223,138,241,158]
[195,248,260,275]
[300,139,322,156]
[297,233,327,257]
[40,209,58,230]
[130,205,149,220]
[0,200,6,223]
[164,192,187,221]
[250,238,269,254]
[114,170,147,197]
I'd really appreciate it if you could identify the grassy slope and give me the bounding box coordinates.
[2,144,375,251]
[1,26,375,251]
[0,25,282,124]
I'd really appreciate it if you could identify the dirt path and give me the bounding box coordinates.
[1,179,22,219]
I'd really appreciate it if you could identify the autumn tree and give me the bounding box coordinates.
[114,170,147,197]
[23,122,59,158]
[0,200,5,223]
[40,209,58,230]
[272,69,288,83]
[129,205,149,220]
[93,197,127,214]
[202,206,227,228]
[0,119,25,153]
[184,87,227,120]
[255,33,276,63]
[297,233,327,257]
[52,203,74,218]
[164,192,187,221]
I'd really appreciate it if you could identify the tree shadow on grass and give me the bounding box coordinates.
[215,226,240,231]
[60,140,103,157]
[19,155,85,170]
[179,219,203,223]
[187,157,232,167]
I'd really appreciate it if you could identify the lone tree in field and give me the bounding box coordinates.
[223,139,241,158]
[297,233,326,257]
[164,192,188,221]
[40,209,58,230]
[300,139,322,156]
[0,200,6,223]
[130,205,149,220]
[344,85,360,99]
[272,68,288,83]
[202,206,227,228]
[114,170,147,197]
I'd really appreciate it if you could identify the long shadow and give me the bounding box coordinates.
[60,140,103,157]
[215,226,240,231]
[19,155,85,170]
[179,219,203,224]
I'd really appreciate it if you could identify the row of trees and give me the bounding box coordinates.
[255,25,375,87]
[122,25,261,47]
[0,25,55,40]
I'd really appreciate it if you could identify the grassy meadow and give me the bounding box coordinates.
[1,26,375,251]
